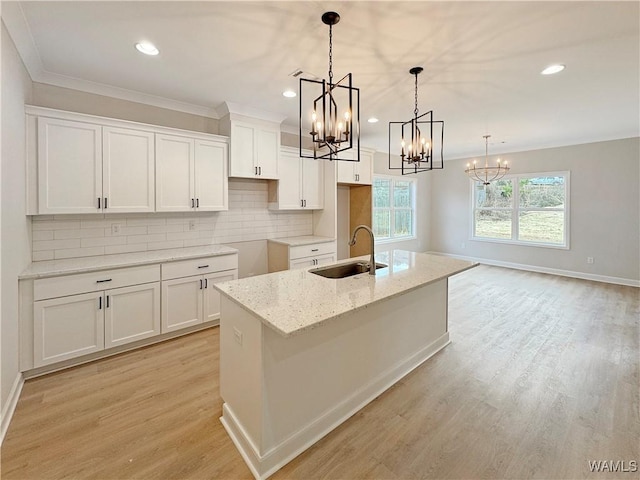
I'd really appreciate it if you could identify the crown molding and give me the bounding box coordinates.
[218,101,286,124]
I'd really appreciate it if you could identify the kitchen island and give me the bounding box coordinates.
[214,250,477,479]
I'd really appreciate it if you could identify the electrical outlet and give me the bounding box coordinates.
[188,220,196,231]
[233,327,243,345]
[461,242,466,249]
[587,257,594,264]
[111,223,121,235]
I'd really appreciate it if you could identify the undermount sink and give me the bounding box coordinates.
[309,261,387,279]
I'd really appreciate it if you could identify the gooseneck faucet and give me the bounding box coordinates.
[348,225,376,275]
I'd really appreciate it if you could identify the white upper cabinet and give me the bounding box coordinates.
[195,139,228,211]
[27,106,229,215]
[222,117,280,179]
[270,147,324,210]
[103,126,155,212]
[336,148,373,185]
[37,117,102,214]
[156,134,228,212]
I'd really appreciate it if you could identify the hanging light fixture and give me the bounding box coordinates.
[299,11,360,162]
[389,67,444,175]
[465,135,510,185]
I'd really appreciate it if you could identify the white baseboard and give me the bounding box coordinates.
[220,333,450,480]
[1,373,24,445]
[428,251,640,287]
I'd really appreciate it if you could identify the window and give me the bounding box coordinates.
[373,176,416,241]
[471,172,569,248]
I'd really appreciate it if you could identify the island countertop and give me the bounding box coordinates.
[214,250,477,337]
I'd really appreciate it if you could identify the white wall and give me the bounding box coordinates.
[1,21,32,433]
[430,138,640,283]
[373,151,431,253]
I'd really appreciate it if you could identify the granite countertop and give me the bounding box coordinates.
[214,250,478,337]
[20,244,238,279]
[267,235,336,247]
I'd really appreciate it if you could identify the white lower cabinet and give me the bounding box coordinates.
[268,240,337,272]
[32,267,161,368]
[290,253,336,269]
[34,291,105,367]
[161,255,238,333]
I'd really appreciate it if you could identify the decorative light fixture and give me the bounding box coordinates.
[465,135,510,185]
[299,11,360,162]
[389,67,444,174]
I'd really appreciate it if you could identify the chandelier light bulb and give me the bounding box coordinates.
[312,111,317,122]
[344,111,350,121]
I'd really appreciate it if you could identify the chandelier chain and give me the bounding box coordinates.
[328,24,333,84]
[414,72,419,117]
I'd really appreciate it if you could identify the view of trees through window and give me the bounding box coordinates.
[474,174,567,246]
[373,177,415,240]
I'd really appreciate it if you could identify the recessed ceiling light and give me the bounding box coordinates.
[541,64,565,75]
[367,117,379,123]
[135,42,159,56]
[282,90,297,98]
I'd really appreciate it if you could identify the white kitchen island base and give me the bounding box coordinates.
[219,277,450,480]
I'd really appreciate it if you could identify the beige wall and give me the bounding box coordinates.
[430,138,640,283]
[31,83,219,134]
[1,22,33,422]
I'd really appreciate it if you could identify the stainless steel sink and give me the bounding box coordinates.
[309,261,387,279]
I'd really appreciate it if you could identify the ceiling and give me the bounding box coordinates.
[3,1,639,160]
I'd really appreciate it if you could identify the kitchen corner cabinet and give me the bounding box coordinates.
[32,265,161,367]
[36,117,155,214]
[269,147,324,210]
[225,119,279,179]
[155,134,228,212]
[161,255,238,333]
[337,149,373,185]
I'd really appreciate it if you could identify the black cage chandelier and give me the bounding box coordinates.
[389,67,444,174]
[299,11,360,162]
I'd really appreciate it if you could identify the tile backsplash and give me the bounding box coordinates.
[32,179,313,261]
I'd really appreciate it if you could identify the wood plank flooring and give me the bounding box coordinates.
[2,265,639,479]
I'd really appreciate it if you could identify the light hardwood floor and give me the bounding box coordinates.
[2,265,639,479]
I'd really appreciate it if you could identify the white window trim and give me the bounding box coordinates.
[373,174,417,244]
[469,170,570,249]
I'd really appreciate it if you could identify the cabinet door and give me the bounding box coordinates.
[355,151,373,185]
[161,275,203,333]
[38,117,102,214]
[315,253,337,266]
[229,122,256,178]
[156,134,195,212]
[195,139,228,211]
[104,283,160,348]
[203,270,238,324]
[289,257,317,270]
[256,127,279,179]
[103,127,155,213]
[302,157,324,209]
[33,291,104,367]
[278,151,303,209]
[336,150,356,184]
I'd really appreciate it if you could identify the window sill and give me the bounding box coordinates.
[470,236,569,250]
[375,236,417,246]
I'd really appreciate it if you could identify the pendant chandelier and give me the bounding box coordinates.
[465,135,510,185]
[389,67,444,175]
[299,11,360,162]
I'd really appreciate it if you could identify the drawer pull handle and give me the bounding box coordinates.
[311,249,319,252]
[197,265,210,269]
[96,279,112,283]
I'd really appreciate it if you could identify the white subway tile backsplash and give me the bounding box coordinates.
[31,181,314,262]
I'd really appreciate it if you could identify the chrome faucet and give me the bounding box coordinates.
[348,225,376,275]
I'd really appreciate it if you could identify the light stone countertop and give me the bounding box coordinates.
[20,244,238,279]
[267,235,336,247]
[214,250,478,337]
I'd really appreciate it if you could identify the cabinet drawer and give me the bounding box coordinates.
[290,242,337,260]
[34,265,160,301]
[161,254,238,280]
